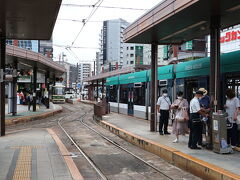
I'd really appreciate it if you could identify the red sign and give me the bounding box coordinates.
[220,30,240,43]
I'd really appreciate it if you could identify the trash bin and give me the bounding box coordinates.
[212,113,233,154]
[94,103,106,117]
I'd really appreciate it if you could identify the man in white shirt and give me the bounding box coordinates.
[188,90,206,149]
[157,89,171,135]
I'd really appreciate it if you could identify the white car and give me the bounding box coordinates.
[65,92,75,99]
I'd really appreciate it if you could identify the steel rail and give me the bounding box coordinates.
[79,115,174,180]
[58,113,108,180]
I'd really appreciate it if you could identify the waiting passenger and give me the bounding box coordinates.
[157,89,171,135]
[198,88,211,146]
[171,91,189,143]
[27,93,33,111]
[188,90,207,149]
[224,89,240,148]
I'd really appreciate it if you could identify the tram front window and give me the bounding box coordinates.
[54,87,64,95]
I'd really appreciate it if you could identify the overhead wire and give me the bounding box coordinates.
[58,19,124,23]
[62,4,148,11]
[71,0,104,46]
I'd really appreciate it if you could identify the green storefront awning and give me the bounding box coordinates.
[119,70,148,84]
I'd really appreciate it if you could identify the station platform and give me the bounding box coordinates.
[0,128,75,180]
[5,103,62,126]
[100,112,240,180]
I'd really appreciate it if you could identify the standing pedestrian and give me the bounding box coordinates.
[27,93,33,111]
[171,91,189,143]
[224,89,240,148]
[188,90,207,149]
[157,89,171,135]
[198,88,211,146]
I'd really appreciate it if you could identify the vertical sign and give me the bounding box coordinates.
[163,45,169,60]
[135,46,143,65]
[186,41,193,50]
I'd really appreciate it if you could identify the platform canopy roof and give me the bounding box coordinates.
[0,0,62,40]
[6,45,66,76]
[124,0,240,44]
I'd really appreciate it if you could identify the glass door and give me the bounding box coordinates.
[128,84,134,116]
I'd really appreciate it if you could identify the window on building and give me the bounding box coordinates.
[130,61,134,64]
[130,47,134,50]
[130,54,134,57]
[127,47,129,50]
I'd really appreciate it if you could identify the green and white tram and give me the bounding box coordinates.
[51,83,65,103]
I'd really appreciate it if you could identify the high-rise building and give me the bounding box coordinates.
[122,44,168,68]
[57,61,78,88]
[96,52,101,75]
[6,40,39,52]
[6,38,53,59]
[78,63,91,84]
[39,38,53,58]
[99,19,129,68]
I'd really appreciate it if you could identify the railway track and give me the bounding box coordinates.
[58,108,174,180]
[6,103,199,179]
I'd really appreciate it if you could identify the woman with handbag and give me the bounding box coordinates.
[224,89,240,148]
[171,91,189,143]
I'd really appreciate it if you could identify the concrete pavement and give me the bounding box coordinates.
[0,129,73,180]
[5,103,62,125]
[101,112,240,180]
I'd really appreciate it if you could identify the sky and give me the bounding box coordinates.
[53,0,162,65]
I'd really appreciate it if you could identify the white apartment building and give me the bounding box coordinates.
[122,44,168,67]
[78,63,91,84]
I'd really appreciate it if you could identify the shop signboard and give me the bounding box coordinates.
[18,72,45,83]
[18,75,31,83]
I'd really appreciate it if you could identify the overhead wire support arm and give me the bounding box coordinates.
[71,0,104,46]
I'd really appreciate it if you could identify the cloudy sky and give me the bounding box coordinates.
[53,0,161,65]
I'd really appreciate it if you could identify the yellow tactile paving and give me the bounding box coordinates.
[12,146,32,180]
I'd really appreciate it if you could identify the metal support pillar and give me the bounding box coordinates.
[53,74,56,86]
[101,79,104,94]
[208,0,221,149]
[33,66,37,112]
[8,82,13,114]
[150,43,158,132]
[96,80,99,99]
[12,58,18,115]
[91,81,94,101]
[0,38,6,136]
[45,71,50,109]
[209,16,221,112]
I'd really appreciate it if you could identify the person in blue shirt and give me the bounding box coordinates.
[198,88,210,146]
[199,88,210,109]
